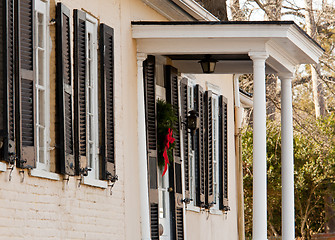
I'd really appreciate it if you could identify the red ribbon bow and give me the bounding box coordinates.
[162,128,175,176]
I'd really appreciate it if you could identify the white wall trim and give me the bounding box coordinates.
[170,0,219,21]
[0,162,7,172]
[142,0,194,21]
[29,169,61,181]
[288,26,324,63]
[83,177,108,189]
[240,93,253,108]
[186,204,200,213]
[206,82,221,95]
[210,208,223,215]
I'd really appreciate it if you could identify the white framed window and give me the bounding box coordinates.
[207,83,221,213]
[182,77,200,212]
[188,83,200,210]
[85,15,99,179]
[211,94,220,211]
[35,0,50,171]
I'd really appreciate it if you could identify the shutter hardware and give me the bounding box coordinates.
[181,110,199,150]
[222,205,230,212]
[181,198,193,204]
[7,160,16,181]
[49,18,56,26]
[205,201,215,209]
[77,167,92,187]
[108,176,118,196]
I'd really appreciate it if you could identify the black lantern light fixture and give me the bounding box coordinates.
[187,110,199,135]
[187,110,199,150]
[199,55,217,74]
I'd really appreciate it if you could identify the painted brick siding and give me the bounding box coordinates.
[0,0,167,239]
[0,168,125,240]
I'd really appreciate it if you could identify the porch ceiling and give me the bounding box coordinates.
[132,21,324,75]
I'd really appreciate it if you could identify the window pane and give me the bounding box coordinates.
[89,88,93,113]
[39,149,45,164]
[38,89,45,126]
[89,143,93,168]
[38,127,45,164]
[89,115,93,141]
[88,60,91,86]
[38,50,44,86]
[38,13,44,48]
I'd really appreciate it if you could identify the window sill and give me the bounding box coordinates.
[29,169,61,181]
[186,204,200,213]
[83,177,108,189]
[210,208,223,215]
[0,162,6,172]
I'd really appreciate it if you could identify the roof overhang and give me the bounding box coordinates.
[132,21,324,75]
[141,0,219,21]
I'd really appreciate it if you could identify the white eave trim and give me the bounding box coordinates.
[132,24,292,39]
[240,92,253,108]
[132,22,324,67]
[287,25,324,64]
[170,0,219,21]
[142,0,194,21]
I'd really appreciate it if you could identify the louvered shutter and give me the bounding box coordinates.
[205,91,214,207]
[143,55,159,240]
[194,85,205,207]
[0,0,15,162]
[180,78,190,200]
[100,24,116,181]
[73,9,88,175]
[17,0,36,168]
[56,3,75,175]
[219,95,229,210]
[166,65,184,240]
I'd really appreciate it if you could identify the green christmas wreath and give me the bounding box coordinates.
[156,99,178,170]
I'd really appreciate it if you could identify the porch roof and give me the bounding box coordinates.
[132,21,324,75]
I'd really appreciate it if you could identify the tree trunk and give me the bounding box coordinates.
[325,194,335,233]
[311,65,326,118]
[304,0,326,119]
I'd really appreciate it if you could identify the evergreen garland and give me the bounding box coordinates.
[156,99,178,169]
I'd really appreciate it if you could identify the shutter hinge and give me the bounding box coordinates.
[79,167,91,177]
[181,198,193,204]
[106,172,118,182]
[49,18,56,25]
[205,201,215,209]
[222,205,230,212]
[107,175,119,195]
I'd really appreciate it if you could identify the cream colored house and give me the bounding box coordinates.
[0,0,323,240]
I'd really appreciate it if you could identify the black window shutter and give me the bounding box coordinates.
[73,9,88,176]
[205,91,214,208]
[219,95,229,210]
[0,0,15,163]
[194,84,205,207]
[165,65,184,240]
[16,0,36,168]
[100,23,116,181]
[143,55,159,240]
[56,3,75,175]
[180,78,190,200]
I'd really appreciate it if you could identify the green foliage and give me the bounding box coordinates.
[242,116,335,239]
[156,99,178,169]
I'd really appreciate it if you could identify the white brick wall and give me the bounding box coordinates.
[0,167,125,240]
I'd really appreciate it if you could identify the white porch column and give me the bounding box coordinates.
[137,53,151,240]
[280,74,295,240]
[249,52,269,240]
